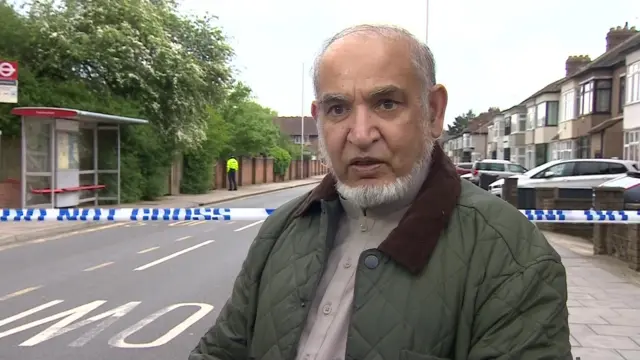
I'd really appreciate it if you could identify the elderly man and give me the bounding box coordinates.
[190,24,571,360]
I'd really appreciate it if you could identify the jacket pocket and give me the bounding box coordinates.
[399,349,452,360]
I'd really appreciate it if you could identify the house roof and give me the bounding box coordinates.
[571,32,640,79]
[518,77,565,105]
[273,116,318,136]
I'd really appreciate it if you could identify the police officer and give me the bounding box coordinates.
[226,156,238,191]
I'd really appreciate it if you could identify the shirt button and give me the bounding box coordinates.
[360,224,366,232]
[343,261,352,268]
[322,303,332,315]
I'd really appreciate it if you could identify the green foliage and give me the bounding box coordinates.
[0,0,297,200]
[269,146,292,176]
[447,109,476,136]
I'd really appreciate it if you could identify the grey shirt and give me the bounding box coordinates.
[295,192,422,360]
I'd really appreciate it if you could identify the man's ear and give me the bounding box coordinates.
[311,101,319,120]
[428,85,448,138]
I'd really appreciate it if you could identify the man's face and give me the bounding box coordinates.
[312,33,447,193]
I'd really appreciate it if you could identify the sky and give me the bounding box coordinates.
[179,0,640,126]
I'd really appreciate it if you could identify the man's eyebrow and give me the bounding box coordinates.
[318,93,350,104]
[368,85,404,98]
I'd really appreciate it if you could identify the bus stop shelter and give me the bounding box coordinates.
[10,107,148,208]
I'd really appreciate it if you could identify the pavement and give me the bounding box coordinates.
[0,185,639,359]
[0,176,324,248]
[544,231,640,360]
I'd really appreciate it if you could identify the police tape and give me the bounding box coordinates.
[0,208,639,223]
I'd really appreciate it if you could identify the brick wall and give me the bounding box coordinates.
[214,157,327,190]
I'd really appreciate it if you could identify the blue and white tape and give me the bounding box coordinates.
[0,208,638,223]
[0,208,276,222]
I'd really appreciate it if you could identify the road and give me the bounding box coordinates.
[0,185,315,360]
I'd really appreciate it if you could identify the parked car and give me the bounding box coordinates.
[455,162,473,175]
[595,171,640,207]
[465,159,527,185]
[488,158,638,197]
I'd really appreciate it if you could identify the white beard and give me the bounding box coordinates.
[317,121,435,209]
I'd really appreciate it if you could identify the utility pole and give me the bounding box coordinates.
[425,0,429,43]
[300,62,305,178]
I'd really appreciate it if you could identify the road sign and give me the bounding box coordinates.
[0,60,18,103]
[0,61,18,81]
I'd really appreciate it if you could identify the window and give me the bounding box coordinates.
[561,90,575,122]
[619,76,626,114]
[608,163,628,174]
[553,140,574,160]
[515,147,526,167]
[504,117,511,135]
[573,162,626,175]
[526,106,535,130]
[518,114,527,132]
[594,79,612,113]
[532,162,575,178]
[624,130,640,162]
[579,82,593,115]
[526,145,535,169]
[575,162,609,176]
[293,135,302,144]
[508,163,527,173]
[536,103,546,127]
[535,102,559,127]
[547,101,559,125]
[628,61,640,104]
[474,162,505,171]
[493,119,501,138]
[462,133,471,148]
[576,136,590,159]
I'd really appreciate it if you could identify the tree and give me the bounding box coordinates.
[447,109,476,136]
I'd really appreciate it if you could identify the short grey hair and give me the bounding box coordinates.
[312,24,436,107]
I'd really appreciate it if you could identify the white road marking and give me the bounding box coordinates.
[227,221,236,225]
[0,300,63,328]
[168,220,189,227]
[83,262,114,272]
[124,222,146,228]
[108,303,214,348]
[137,246,159,254]
[187,220,207,227]
[234,220,265,232]
[0,286,41,302]
[175,236,191,242]
[19,301,141,347]
[133,241,214,271]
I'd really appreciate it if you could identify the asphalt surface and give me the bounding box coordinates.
[0,185,316,360]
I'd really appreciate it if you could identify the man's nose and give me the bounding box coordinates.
[346,106,380,148]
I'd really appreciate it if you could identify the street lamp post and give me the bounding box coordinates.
[300,62,305,177]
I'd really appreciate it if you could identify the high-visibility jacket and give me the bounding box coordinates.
[226,158,238,172]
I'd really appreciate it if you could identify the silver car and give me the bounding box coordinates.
[465,159,527,185]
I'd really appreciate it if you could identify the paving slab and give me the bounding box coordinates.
[543,231,640,360]
[0,176,324,246]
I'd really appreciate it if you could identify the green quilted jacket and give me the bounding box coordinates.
[190,145,572,360]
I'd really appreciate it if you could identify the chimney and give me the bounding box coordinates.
[606,22,638,52]
[565,55,591,77]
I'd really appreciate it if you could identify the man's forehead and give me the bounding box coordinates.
[316,33,417,98]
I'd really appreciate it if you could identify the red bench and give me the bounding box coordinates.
[30,185,106,194]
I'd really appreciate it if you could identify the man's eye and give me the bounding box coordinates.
[378,99,398,110]
[327,105,347,116]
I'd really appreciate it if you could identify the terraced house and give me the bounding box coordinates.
[556,24,638,161]
[445,23,640,169]
[443,110,497,163]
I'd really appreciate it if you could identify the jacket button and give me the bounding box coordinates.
[363,254,379,269]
